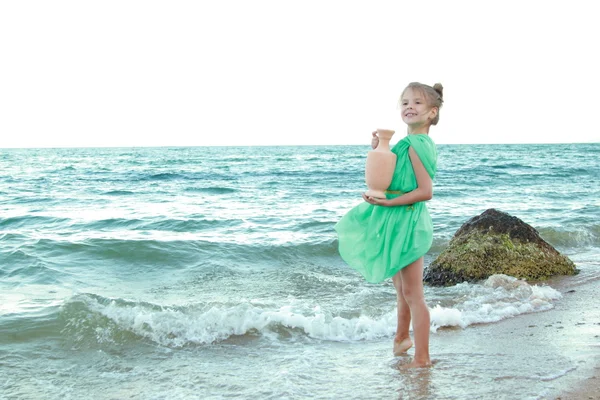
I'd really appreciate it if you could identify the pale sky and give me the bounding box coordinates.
[1,0,599,148]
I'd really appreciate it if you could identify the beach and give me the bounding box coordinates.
[550,274,600,400]
[1,143,599,399]
[433,272,600,400]
[559,377,600,400]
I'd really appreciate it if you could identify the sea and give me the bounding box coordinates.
[1,143,599,400]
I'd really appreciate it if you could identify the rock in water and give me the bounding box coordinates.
[424,209,577,286]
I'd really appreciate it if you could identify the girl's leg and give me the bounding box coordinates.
[392,271,413,355]
[400,257,431,367]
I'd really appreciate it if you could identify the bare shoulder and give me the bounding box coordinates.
[408,146,422,162]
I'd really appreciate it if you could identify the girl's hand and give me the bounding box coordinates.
[371,131,379,149]
[362,193,390,206]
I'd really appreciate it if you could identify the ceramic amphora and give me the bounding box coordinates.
[365,129,397,199]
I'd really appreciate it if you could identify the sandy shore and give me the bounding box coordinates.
[545,275,600,400]
[556,373,600,399]
[497,274,600,400]
[425,272,600,399]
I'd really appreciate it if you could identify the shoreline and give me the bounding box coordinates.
[545,274,600,399]
[1,274,598,399]
[557,373,600,399]
[508,277,599,400]
[427,272,600,399]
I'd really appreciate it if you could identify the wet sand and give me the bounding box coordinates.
[556,374,600,400]
[414,272,600,399]
[466,274,600,399]
[543,275,600,399]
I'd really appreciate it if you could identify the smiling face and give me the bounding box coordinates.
[400,88,438,131]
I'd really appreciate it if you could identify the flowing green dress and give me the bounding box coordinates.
[334,134,437,283]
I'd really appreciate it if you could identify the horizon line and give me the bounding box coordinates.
[1,141,599,150]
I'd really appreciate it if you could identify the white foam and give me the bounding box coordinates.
[68,274,563,346]
[74,295,397,347]
[537,366,577,382]
[430,274,562,332]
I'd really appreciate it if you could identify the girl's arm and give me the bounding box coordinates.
[363,147,432,206]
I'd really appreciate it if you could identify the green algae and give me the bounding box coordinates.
[425,231,577,286]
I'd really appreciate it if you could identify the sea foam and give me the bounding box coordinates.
[61,274,562,347]
[429,274,562,331]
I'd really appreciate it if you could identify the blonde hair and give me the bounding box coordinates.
[400,82,444,125]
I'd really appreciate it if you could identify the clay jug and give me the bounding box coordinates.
[365,129,397,199]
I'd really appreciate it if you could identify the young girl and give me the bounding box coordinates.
[335,82,442,368]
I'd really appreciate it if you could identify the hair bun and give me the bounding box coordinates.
[433,83,443,99]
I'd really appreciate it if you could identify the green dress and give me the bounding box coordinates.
[334,134,437,283]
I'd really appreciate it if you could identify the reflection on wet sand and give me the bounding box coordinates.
[394,358,434,400]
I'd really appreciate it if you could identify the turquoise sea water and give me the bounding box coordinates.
[1,143,599,399]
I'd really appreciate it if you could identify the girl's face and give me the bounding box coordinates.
[400,88,437,128]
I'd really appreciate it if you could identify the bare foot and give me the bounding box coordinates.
[393,337,413,356]
[399,359,432,369]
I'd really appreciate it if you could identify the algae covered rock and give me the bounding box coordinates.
[424,209,577,286]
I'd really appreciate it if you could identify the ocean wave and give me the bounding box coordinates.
[3,238,203,269]
[1,232,446,272]
[2,259,64,284]
[136,172,236,182]
[550,166,591,175]
[174,239,340,262]
[261,240,340,259]
[0,305,64,344]
[103,190,136,196]
[140,217,243,232]
[58,294,396,347]
[2,235,340,271]
[50,275,562,348]
[430,237,451,253]
[144,172,185,181]
[490,163,536,170]
[185,187,237,194]
[429,225,600,250]
[538,225,600,247]
[0,215,71,229]
[0,250,42,278]
[269,169,359,178]
[77,218,146,230]
[429,274,562,331]
[295,220,336,231]
[1,196,55,204]
[216,156,247,162]
[66,216,243,232]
